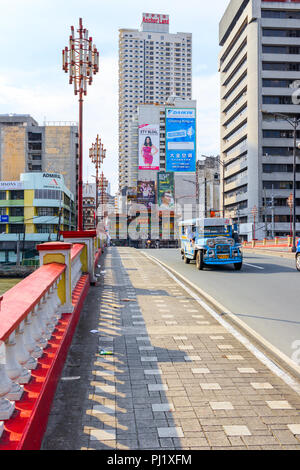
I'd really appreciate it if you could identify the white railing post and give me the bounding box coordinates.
[15,321,37,371]
[0,341,15,421]
[23,312,43,359]
[31,303,48,349]
[5,332,31,384]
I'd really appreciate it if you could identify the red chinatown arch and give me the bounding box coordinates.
[62,18,99,230]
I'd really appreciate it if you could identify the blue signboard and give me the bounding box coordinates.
[0,215,9,223]
[165,108,196,172]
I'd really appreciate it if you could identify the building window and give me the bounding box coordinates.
[10,190,24,200]
[0,191,6,200]
[10,207,24,217]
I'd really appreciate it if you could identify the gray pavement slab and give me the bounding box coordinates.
[41,247,300,450]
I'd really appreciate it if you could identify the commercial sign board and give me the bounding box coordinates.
[165,108,196,173]
[142,13,169,25]
[0,215,9,223]
[138,124,160,171]
[157,172,175,211]
[137,181,156,209]
[0,181,24,191]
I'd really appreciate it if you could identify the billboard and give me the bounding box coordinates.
[165,108,196,172]
[137,181,156,209]
[157,172,175,211]
[138,124,160,171]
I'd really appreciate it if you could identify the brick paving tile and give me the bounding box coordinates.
[41,247,300,451]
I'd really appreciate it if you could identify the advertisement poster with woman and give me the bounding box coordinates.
[157,172,175,211]
[137,181,156,209]
[138,124,160,170]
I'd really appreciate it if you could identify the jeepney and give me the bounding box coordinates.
[296,240,300,272]
[179,218,243,271]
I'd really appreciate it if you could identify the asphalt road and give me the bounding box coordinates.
[143,248,300,364]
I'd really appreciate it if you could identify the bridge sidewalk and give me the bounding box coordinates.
[41,247,300,450]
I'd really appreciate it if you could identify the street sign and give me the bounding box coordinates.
[0,215,9,223]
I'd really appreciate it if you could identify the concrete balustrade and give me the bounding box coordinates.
[0,233,103,446]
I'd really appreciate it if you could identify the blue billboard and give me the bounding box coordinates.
[165,108,196,172]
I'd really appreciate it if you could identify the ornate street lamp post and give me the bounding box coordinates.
[62,18,99,230]
[89,135,106,227]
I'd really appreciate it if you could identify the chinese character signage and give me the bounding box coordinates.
[165,108,196,172]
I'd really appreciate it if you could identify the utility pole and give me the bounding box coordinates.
[271,184,275,239]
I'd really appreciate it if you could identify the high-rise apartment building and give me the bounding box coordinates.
[219,0,300,240]
[119,13,192,192]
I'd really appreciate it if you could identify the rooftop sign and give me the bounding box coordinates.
[142,13,169,25]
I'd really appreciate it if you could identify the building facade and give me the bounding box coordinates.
[83,182,96,230]
[196,157,220,218]
[0,173,75,263]
[119,13,192,192]
[0,114,78,200]
[219,0,300,240]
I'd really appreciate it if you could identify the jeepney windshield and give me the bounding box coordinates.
[198,225,230,235]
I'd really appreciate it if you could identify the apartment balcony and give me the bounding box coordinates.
[224,191,248,207]
[221,91,247,120]
[262,36,300,47]
[220,30,248,73]
[221,59,247,91]
[224,176,248,193]
[223,109,247,135]
[224,157,248,179]
[262,70,300,80]
[261,104,300,115]
[262,53,300,63]
[222,130,248,155]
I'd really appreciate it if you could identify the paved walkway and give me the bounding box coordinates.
[42,247,300,450]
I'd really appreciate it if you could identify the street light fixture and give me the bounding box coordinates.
[62,18,99,231]
[262,111,300,252]
[89,135,106,227]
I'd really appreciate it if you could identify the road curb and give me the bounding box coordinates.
[141,250,300,385]
[242,248,295,260]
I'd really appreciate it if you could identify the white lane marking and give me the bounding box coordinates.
[244,263,264,270]
[142,252,300,396]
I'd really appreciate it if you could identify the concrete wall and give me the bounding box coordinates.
[43,126,77,198]
[0,127,26,180]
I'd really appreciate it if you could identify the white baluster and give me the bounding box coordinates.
[23,312,43,359]
[5,332,31,384]
[41,294,53,340]
[53,280,62,320]
[0,421,3,438]
[31,303,48,349]
[15,321,37,370]
[0,341,15,420]
[48,287,59,332]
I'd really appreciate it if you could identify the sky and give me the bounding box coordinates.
[0,0,230,195]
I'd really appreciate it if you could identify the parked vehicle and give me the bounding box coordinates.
[296,240,300,272]
[179,218,243,271]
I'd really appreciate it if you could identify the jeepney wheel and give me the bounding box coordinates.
[196,251,204,270]
[184,255,190,264]
[296,254,300,272]
[234,262,243,271]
